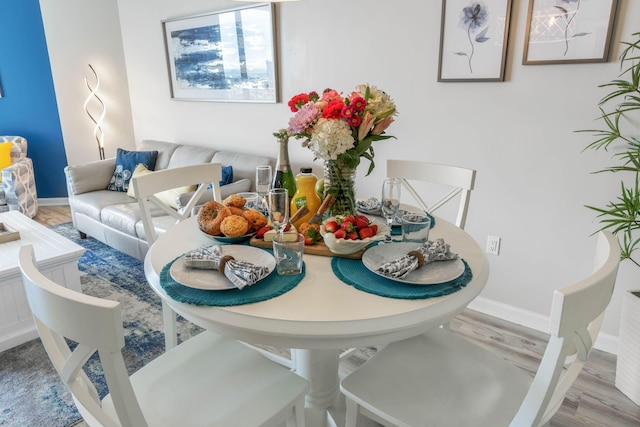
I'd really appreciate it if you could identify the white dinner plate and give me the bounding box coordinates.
[362,242,465,285]
[169,245,276,290]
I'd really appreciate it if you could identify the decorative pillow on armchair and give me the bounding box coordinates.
[107,148,158,192]
[0,142,13,183]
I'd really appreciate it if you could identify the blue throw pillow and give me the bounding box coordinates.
[221,165,233,186]
[207,165,233,190]
[107,148,159,192]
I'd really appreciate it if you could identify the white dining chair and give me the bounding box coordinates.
[340,231,620,427]
[18,245,309,427]
[131,162,222,350]
[386,160,476,229]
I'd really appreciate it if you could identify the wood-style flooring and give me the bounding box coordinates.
[35,205,640,426]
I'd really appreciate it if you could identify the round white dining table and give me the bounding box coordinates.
[144,215,489,427]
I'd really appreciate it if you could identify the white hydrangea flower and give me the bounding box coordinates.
[309,118,355,160]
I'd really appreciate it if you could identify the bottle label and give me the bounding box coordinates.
[294,196,307,209]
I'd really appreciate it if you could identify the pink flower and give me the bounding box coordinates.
[372,116,394,135]
[288,103,319,133]
[321,89,342,103]
[358,111,375,141]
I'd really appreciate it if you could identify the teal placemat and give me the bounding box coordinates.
[160,254,304,306]
[331,256,471,299]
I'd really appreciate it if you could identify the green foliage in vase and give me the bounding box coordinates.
[581,32,640,265]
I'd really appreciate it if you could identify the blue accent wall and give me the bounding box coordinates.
[0,0,68,198]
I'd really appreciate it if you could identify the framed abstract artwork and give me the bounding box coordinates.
[522,0,618,65]
[162,3,278,103]
[438,0,513,82]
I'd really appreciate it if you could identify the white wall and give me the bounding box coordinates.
[45,0,640,353]
[39,0,136,166]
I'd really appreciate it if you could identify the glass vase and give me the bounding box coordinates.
[323,159,357,218]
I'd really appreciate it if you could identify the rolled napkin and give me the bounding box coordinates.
[376,239,458,279]
[356,197,409,223]
[184,246,270,289]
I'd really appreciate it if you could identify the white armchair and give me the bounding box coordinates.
[0,136,38,218]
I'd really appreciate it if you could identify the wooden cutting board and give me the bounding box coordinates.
[249,237,365,259]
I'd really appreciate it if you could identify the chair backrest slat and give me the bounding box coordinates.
[19,245,148,427]
[511,231,620,426]
[387,160,476,229]
[132,163,222,245]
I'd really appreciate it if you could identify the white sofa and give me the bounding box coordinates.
[0,136,38,217]
[64,139,275,260]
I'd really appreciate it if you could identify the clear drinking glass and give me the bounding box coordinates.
[256,165,272,213]
[380,178,401,244]
[267,188,289,237]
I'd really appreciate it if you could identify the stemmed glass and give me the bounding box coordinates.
[256,165,272,214]
[267,188,289,238]
[380,178,401,244]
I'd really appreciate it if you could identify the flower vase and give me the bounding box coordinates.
[323,159,357,218]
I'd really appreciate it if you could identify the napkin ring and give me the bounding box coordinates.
[218,255,235,274]
[408,250,425,269]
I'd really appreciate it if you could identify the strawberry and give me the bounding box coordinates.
[347,231,359,240]
[283,223,291,232]
[341,221,356,232]
[359,226,374,239]
[304,236,315,245]
[355,217,370,230]
[370,224,378,235]
[333,229,346,239]
[342,215,356,224]
[256,226,271,239]
[355,214,370,223]
[324,220,339,233]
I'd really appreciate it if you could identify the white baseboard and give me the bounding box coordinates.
[37,197,69,206]
[467,297,618,355]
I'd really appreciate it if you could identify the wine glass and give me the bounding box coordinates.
[380,178,401,244]
[267,188,289,237]
[256,165,272,213]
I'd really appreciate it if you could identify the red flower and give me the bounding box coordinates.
[288,93,310,112]
[322,99,345,119]
[347,114,362,127]
[349,96,367,112]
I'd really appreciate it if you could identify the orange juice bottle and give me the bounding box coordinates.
[290,167,321,228]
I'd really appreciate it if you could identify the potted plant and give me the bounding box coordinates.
[581,31,640,406]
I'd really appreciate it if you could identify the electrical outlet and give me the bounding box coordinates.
[486,235,501,255]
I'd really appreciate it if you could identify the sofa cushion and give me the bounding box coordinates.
[69,190,134,221]
[167,144,216,169]
[136,140,181,170]
[107,148,158,192]
[211,152,275,191]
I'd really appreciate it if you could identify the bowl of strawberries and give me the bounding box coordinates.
[320,214,389,254]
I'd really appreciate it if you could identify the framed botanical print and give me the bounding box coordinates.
[522,0,618,64]
[438,0,513,82]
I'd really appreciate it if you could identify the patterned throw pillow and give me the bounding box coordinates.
[0,142,13,182]
[107,148,158,192]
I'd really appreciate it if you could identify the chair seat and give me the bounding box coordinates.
[340,328,532,427]
[102,331,309,426]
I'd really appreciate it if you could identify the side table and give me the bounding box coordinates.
[0,211,85,352]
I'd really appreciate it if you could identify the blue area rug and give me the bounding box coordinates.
[0,223,201,427]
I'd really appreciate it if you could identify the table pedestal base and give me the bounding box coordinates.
[294,349,342,427]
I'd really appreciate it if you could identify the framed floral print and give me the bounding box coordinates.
[162,3,278,103]
[522,0,618,65]
[438,0,513,82]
